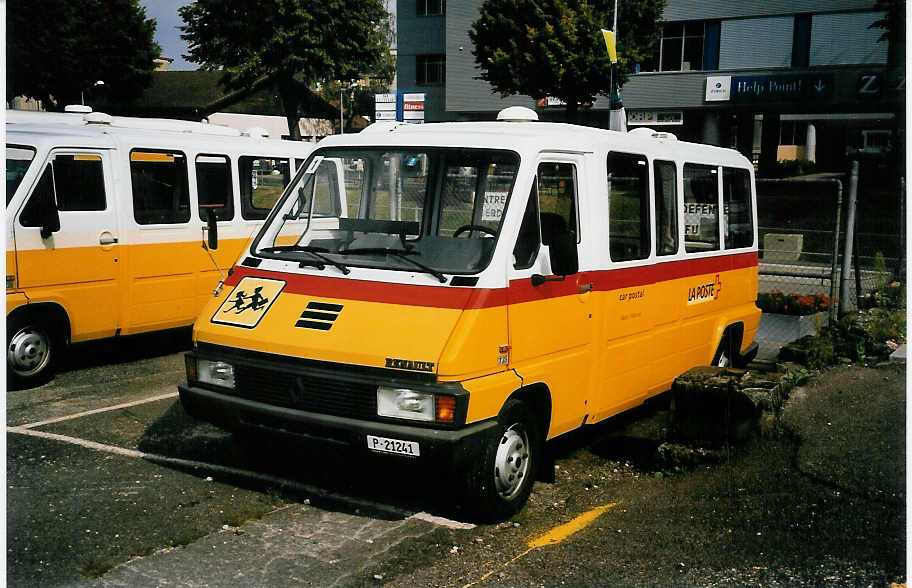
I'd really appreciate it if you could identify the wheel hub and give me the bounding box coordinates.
[8,326,50,377]
[493,424,531,499]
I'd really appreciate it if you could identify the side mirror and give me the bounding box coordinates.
[205,208,218,250]
[39,207,60,239]
[548,230,578,276]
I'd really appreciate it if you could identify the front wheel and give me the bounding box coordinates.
[7,314,60,390]
[464,399,541,522]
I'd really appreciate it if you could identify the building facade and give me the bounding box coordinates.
[396,0,903,172]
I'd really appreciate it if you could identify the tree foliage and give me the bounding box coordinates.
[470,0,665,115]
[870,0,905,64]
[180,0,394,139]
[6,0,159,110]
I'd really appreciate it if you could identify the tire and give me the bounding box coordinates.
[7,313,60,390]
[464,399,541,522]
[712,332,735,368]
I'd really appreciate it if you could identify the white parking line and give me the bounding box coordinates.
[18,392,179,429]
[8,413,475,530]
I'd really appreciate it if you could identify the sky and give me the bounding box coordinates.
[139,0,195,70]
[139,0,397,71]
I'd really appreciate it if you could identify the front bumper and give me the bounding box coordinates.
[179,382,498,469]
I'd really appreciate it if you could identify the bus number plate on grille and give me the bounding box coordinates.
[367,435,420,457]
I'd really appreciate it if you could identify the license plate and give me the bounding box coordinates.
[366,435,420,457]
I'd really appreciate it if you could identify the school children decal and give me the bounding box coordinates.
[211,277,285,328]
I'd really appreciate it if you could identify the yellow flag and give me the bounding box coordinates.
[601,29,617,63]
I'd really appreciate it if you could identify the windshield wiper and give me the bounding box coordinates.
[259,245,350,275]
[259,245,329,253]
[339,247,447,283]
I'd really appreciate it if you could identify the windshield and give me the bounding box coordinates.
[6,145,36,205]
[252,147,520,275]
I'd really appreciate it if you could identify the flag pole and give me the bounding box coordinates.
[607,0,626,132]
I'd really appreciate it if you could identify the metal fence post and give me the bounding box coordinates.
[828,179,843,325]
[839,160,860,316]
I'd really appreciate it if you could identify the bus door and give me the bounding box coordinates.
[596,151,660,419]
[507,157,594,437]
[13,149,121,341]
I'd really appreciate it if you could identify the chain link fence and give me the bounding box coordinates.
[755,170,904,347]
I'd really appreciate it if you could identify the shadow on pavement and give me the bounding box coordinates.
[58,327,192,374]
[136,401,459,520]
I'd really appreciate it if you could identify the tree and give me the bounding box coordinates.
[469,0,665,118]
[322,49,396,132]
[6,0,159,110]
[180,0,394,140]
[870,0,905,65]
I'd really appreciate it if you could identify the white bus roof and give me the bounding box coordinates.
[319,118,753,169]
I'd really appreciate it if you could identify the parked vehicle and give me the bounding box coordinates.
[5,109,321,388]
[179,108,760,520]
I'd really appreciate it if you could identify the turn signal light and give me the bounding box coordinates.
[436,395,456,423]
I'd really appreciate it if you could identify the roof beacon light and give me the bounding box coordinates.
[497,106,538,122]
[628,127,678,141]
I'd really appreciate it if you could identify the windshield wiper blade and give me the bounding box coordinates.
[339,247,446,283]
[259,245,330,253]
[302,250,350,275]
[259,245,350,275]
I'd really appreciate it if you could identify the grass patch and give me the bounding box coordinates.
[77,556,117,578]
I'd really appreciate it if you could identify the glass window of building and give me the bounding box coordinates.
[417,0,444,16]
[660,21,706,71]
[416,55,445,85]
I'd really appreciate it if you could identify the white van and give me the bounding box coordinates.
[179,108,761,520]
[5,109,328,388]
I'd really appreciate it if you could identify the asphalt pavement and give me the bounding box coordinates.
[6,331,906,586]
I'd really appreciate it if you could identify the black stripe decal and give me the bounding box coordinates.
[300,311,339,321]
[307,301,344,312]
[295,320,333,330]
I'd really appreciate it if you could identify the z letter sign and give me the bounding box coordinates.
[211,277,285,328]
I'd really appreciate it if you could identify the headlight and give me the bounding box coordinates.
[377,387,434,422]
[377,387,457,423]
[196,359,236,389]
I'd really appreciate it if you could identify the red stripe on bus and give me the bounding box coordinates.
[227,266,498,309]
[228,252,757,310]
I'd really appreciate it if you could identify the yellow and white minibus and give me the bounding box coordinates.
[179,108,760,520]
[6,109,321,388]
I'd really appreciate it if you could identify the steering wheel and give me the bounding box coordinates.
[453,224,497,238]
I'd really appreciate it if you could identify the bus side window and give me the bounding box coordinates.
[130,149,190,225]
[196,154,234,221]
[654,160,678,256]
[607,152,650,261]
[537,162,578,244]
[22,153,106,225]
[240,156,290,220]
[722,167,753,249]
[312,160,341,217]
[683,163,720,253]
[513,185,540,269]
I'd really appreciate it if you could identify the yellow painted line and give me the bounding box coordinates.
[527,502,617,547]
[463,503,618,588]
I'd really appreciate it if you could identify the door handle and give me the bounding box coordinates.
[99,232,118,245]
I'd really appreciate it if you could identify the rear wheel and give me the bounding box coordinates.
[712,332,736,368]
[7,313,61,389]
[464,399,541,522]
